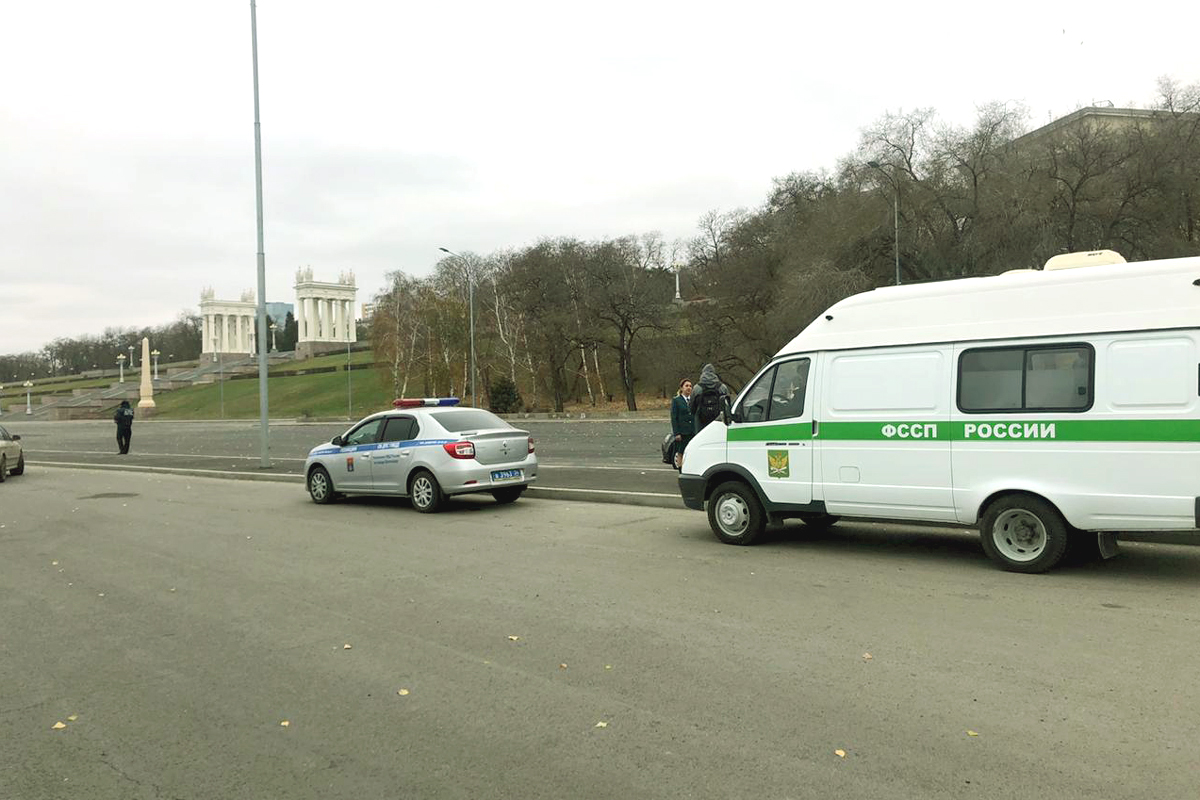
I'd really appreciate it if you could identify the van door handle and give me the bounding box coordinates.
[812,420,819,437]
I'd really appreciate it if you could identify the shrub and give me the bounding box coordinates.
[488,376,523,414]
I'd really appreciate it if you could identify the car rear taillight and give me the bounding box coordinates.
[528,436,535,454]
[443,441,475,459]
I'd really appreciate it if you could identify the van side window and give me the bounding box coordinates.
[768,359,810,420]
[959,344,1092,413]
[739,367,775,423]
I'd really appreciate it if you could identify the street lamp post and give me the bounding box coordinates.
[270,322,278,353]
[0,384,5,417]
[117,354,126,383]
[128,344,135,370]
[23,380,33,415]
[151,349,161,380]
[439,247,476,408]
[867,160,901,286]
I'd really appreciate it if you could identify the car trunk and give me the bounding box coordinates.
[465,428,530,465]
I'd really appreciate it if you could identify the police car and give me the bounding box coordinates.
[304,398,537,512]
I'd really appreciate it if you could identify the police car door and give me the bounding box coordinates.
[727,357,814,505]
[370,416,418,492]
[330,418,384,491]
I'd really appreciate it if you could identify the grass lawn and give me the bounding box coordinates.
[151,367,396,419]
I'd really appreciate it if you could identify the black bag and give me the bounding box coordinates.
[661,433,674,464]
[695,390,723,428]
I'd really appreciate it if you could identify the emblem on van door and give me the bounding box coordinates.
[767,450,790,478]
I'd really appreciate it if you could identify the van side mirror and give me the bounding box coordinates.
[331,435,344,446]
[11,434,20,441]
[723,396,736,425]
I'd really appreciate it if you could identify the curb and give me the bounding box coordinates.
[29,461,684,510]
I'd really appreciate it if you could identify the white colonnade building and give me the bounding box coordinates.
[200,288,258,357]
[294,268,358,359]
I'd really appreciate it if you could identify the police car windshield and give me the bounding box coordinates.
[428,409,510,432]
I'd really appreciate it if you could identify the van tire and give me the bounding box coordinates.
[707,481,766,545]
[798,512,839,532]
[979,495,1069,573]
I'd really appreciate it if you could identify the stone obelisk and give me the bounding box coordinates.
[137,337,156,409]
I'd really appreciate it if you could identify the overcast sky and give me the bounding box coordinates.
[2,0,1196,355]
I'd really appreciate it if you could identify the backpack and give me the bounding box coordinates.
[695,389,723,427]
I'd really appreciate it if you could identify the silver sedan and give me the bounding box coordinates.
[303,400,537,512]
[0,424,25,483]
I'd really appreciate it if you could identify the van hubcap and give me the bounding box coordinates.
[993,509,1047,562]
[716,494,749,536]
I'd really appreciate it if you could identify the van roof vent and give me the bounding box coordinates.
[1043,249,1127,271]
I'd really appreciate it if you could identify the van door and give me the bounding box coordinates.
[818,347,954,521]
[727,357,814,505]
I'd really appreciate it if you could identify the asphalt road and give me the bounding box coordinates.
[8,418,680,504]
[4,468,1200,799]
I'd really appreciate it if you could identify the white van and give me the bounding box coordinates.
[678,251,1200,572]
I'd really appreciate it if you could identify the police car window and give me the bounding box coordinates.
[767,359,809,421]
[428,409,510,432]
[739,367,775,423]
[345,419,384,446]
[959,345,1092,412]
[380,417,416,443]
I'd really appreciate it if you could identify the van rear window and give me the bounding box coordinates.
[958,345,1092,413]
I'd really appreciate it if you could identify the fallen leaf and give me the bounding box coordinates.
[594,721,608,728]
[835,749,846,758]
[397,689,410,696]
[863,653,873,661]
[67,715,78,722]
[97,593,105,597]
[507,635,520,641]
[559,663,568,669]
[279,720,290,727]
[52,721,67,730]
[343,644,352,650]
[605,665,612,670]
[52,561,58,566]
[967,730,979,737]
[170,588,176,592]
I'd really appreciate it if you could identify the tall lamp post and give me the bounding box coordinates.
[23,380,33,415]
[249,0,271,468]
[117,353,126,383]
[867,160,902,286]
[439,247,476,408]
[151,349,161,380]
[128,344,136,370]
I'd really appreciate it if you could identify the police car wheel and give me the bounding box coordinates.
[979,495,1069,573]
[492,486,524,504]
[307,466,336,505]
[707,480,765,545]
[10,454,23,476]
[409,471,444,513]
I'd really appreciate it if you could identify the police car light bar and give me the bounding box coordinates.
[392,397,461,408]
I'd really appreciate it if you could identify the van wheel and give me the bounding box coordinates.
[707,481,766,545]
[979,495,1069,573]
[798,512,839,532]
[409,470,445,513]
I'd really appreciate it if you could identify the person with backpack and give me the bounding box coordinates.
[669,378,695,470]
[689,363,730,433]
[113,399,135,454]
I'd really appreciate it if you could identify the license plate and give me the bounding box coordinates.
[491,469,523,482]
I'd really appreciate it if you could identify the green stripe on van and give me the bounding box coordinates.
[727,422,813,441]
[811,419,1200,442]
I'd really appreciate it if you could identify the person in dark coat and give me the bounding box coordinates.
[689,363,730,433]
[113,399,135,454]
[669,378,696,470]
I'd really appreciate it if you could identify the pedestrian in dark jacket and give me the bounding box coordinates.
[113,400,135,454]
[689,363,730,433]
[670,378,695,470]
